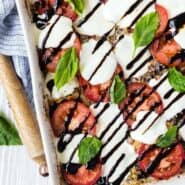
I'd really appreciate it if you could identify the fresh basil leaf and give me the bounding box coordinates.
[54,47,78,90]
[78,137,102,164]
[110,75,126,104]
[168,67,185,92]
[132,12,159,56]
[0,115,22,145]
[66,0,85,15]
[156,125,178,148]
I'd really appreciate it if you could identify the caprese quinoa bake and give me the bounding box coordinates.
[31,0,185,185]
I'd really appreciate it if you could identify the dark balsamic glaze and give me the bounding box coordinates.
[42,16,61,49]
[88,35,124,83]
[164,88,174,99]
[143,93,185,134]
[63,163,81,174]
[126,56,153,83]
[170,49,185,64]
[168,12,185,33]
[96,103,110,120]
[107,154,125,179]
[92,29,113,54]
[112,159,137,185]
[126,46,150,70]
[122,0,144,18]
[128,0,156,28]
[140,143,178,177]
[47,79,54,92]
[77,3,101,27]
[88,47,114,82]
[101,131,130,164]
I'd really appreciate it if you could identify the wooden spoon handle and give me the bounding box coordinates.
[0,55,46,166]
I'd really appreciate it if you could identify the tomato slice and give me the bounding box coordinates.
[138,144,184,179]
[79,65,124,103]
[155,4,169,37]
[150,32,185,67]
[63,163,102,185]
[51,101,96,137]
[120,82,163,126]
[45,37,81,72]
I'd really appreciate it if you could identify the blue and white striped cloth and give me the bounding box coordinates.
[0,0,33,105]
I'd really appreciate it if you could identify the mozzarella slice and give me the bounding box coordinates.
[90,103,126,142]
[103,0,138,23]
[38,15,76,49]
[131,74,185,144]
[80,39,117,85]
[57,134,85,164]
[130,111,168,144]
[118,0,155,28]
[90,102,137,183]
[114,35,150,79]
[75,1,114,36]
[52,78,79,100]
[157,0,185,18]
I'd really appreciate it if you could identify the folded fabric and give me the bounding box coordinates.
[0,0,33,106]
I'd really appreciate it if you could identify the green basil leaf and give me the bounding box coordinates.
[156,125,178,148]
[168,67,185,92]
[0,115,22,145]
[133,12,159,56]
[110,75,126,104]
[65,0,85,15]
[54,47,79,90]
[78,137,102,164]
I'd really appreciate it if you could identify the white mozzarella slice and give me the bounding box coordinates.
[76,2,114,36]
[57,134,85,164]
[38,15,75,49]
[103,0,138,23]
[114,35,150,79]
[52,78,79,100]
[90,103,126,142]
[130,111,167,144]
[157,0,185,18]
[90,102,137,183]
[174,28,185,49]
[118,0,155,28]
[179,126,185,141]
[103,141,137,183]
[80,39,117,85]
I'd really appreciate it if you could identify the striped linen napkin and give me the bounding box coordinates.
[0,0,33,107]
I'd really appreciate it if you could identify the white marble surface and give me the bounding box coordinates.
[0,83,49,185]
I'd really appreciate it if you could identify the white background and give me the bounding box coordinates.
[0,83,49,185]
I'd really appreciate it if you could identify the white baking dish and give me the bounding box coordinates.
[15,1,185,185]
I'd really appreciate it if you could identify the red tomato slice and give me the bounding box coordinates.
[120,82,163,126]
[155,4,169,37]
[51,101,96,137]
[63,163,102,185]
[79,65,124,103]
[46,37,81,72]
[150,32,185,67]
[138,144,184,180]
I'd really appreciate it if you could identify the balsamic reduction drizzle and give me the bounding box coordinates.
[128,0,156,28]
[77,3,101,27]
[170,49,185,64]
[164,88,174,99]
[126,46,150,70]
[143,93,185,134]
[126,56,153,83]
